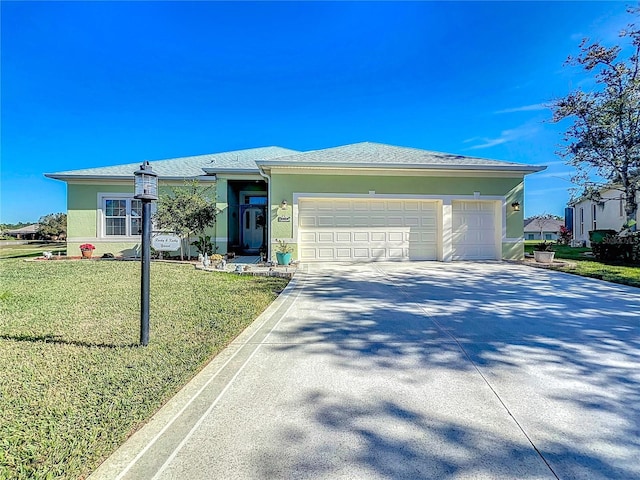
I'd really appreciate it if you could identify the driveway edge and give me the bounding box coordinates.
[88,271,303,480]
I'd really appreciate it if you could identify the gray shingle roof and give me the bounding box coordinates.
[523,218,564,232]
[256,142,545,172]
[45,146,300,179]
[45,142,545,180]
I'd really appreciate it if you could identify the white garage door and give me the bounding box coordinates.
[298,198,438,262]
[452,201,498,260]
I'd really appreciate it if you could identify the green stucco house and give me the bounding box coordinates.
[45,142,544,262]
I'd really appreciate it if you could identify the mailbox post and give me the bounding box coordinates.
[133,161,158,346]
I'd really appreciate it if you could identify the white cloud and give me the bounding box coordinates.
[465,123,540,150]
[532,170,576,180]
[535,160,566,167]
[527,186,572,196]
[494,104,548,114]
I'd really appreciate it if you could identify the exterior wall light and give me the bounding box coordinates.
[280,200,288,208]
[511,201,521,212]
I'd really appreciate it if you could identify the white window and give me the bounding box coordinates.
[592,204,597,230]
[579,207,584,235]
[100,195,143,237]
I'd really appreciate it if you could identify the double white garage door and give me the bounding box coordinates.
[298,198,498,262]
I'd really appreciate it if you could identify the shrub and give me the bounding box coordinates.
[591,232,640,264]
[534,241,553,252]
[558,225,572,245]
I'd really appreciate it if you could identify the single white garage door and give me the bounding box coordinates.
[452,200,498,260]
[298,198,438,262]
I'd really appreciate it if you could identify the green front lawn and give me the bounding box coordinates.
[524,241,640,288]
[524,242,592,261]
[0,259,288,479]
[559,260,640,287]
[0,241,67,259]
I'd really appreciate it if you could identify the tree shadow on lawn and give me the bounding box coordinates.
[267,262,640,480]
[0,333,138,348]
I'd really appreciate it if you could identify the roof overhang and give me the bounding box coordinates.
[201,167,260,175]
[44,173,217,182]
[256,162,546,176]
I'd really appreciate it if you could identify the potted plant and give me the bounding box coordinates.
[275,239,293,266]
[533,241,555,263]
[79,243,96,259]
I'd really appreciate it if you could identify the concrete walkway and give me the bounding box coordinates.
[90,262,640,480]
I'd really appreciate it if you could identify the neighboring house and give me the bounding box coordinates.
[45,142,544,262]
[523,218,563,241]
[4,224,40,240]
[569,187,640,246]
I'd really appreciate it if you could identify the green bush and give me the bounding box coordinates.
[591,232,640,264]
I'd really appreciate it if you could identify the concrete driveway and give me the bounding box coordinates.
[91,262,640,480]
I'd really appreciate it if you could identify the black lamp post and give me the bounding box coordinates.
[134,161,158,346]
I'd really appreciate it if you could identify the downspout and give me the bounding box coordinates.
[258,166,272,262]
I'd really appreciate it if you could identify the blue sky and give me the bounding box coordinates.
[1,1,634,224]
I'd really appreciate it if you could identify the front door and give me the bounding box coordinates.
[241,205,265,252]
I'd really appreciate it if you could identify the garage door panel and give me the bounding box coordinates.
[300,231,317,243]
[452,201,498,260]
[299,198,438,262]
[317,232,335,243]
[353,232,369,242]
[353,248,370,258]
[300,248,317,259]
[387,231,405,242]
[299,217,317,228]
[353,216,371,227]
[405,216,420,227]
[421,217,437,228]
[317,216,335,227]
[317,248,336,259]
[410,246,437,261]
[335,232,351,242]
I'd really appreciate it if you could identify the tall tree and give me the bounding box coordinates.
[552,7,640,230]
[38,212,67,240]
[153,181,219,260]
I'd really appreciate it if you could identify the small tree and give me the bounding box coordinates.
[38,213,67,240]
[153,181,219,260]
[552,7,640,230]
[529,213,555,241]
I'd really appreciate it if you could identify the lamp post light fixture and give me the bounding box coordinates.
[134,161,158,346]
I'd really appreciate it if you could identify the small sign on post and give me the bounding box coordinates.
[152,233,181,251]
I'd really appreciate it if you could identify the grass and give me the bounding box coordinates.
[0,241,66,260]
[0,259,288,479]
[524,241,640,288]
